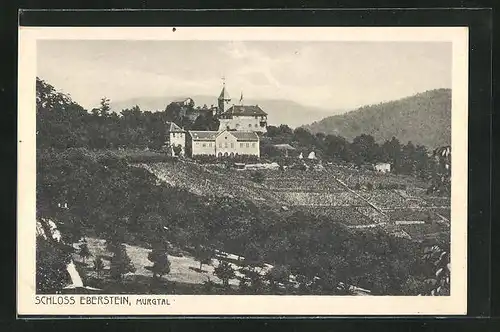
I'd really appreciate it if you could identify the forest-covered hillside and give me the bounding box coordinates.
[303,89,451,149]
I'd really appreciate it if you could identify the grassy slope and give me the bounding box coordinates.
[303,89,451,149]
[74,237,275,293]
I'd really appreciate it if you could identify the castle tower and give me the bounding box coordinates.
[217,77,231,115]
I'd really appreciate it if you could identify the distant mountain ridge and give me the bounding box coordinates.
[111,95,345,128]
[302,89,451,149]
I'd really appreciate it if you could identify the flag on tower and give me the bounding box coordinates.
[239,92,243,104]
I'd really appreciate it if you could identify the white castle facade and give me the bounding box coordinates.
[166,81,267,158]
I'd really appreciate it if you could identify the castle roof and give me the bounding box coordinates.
[172,97,194,104]
[224,105,267,117]
[218,85,231,100]
[189,131,219,141]
[189,130,259,142]
[229,131,259,142]
[165,122,184,133]
[273,144,296,150]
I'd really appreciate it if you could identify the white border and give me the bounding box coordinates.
[17,27,468,316]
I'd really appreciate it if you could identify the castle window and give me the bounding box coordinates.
[219,143,222,148]
[246,143,249,148]
[240,143,244,148]
[231,143,234,148]
[252,143,256,148]
[248,124,252,128]
[254,124,258,127]
[225,143,228,148]
[202,143,206,147]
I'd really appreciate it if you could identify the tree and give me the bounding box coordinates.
[266,265,291,292]
[109,244,136,282]
[414,145,430,179]
[351,134,380,165]
[78,241,91,264]
[193,246,212,272]
[147,242,171,279]
[172,144,183,157]
[325,135,352,161]
[243,242,265,267]
[381,137,402,165]
[99,97,111,117]
[58,213,84,244]
[214,261,236,288]
[36,237,72,293]
[401,141,417,175]
[192,112,220,131]
[422,245,450,296]
[239,266,265,293]
[93,256,105,278]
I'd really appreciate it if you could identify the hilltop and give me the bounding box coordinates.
[111,95,343,128]
[302,89,451,149]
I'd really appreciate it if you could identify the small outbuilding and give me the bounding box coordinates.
[272,144,296,157]
[373,162,391,173]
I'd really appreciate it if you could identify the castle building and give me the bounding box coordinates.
[165,121,186,156]
[216,81,268,133]
[166,79,265,158]
[217,83,232,115]
[187,129,259,158]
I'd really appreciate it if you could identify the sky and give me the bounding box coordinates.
[37,40,452,111]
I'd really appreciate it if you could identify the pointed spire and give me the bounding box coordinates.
[218,76,231,101]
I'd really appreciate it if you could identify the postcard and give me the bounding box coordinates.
[18,26,468,316]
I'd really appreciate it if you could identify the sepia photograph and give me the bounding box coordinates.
[18,27,468,315]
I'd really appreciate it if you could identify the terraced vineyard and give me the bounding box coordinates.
[137,160,450,241]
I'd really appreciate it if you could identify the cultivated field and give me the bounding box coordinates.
[137,160,450,241]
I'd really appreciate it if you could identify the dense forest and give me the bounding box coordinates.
[303,89,451,149]
[35,77,450,296]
